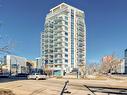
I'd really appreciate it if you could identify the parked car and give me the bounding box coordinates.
[15,73,29,77]
[27,73,47,80]
[0,72,10,78]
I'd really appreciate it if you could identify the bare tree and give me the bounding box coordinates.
[0,23,14,55]
[0,5,14,73]
[86,62,100,75]
[78,63,86,78]
[99,55,122,74]
[0,23,15,69]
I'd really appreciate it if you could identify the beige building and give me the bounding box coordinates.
[27,60,37,68]
[41,3,86,76]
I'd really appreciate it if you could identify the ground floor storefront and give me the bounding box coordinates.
[44,69,66,76]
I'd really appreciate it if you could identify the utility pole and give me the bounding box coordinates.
[10,59,11,76]
[15,58,18,75]
[76,68,79,79]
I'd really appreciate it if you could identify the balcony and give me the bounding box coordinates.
[54,32,62,38]
[78,42,85,46]
[47,7,69,19]
[78,58,85,62]
[54,27,63,32]
[78,47,85,50]
[53,38,57,41]
[44,44,48,46]
[78,44,83,48]
[78,33,84,37]
[48,35,53,38]
[78,27,84,32]
[44,34,48,38]
[54,56,62,60]
[78,37,84,42]
[49,46,53,49]
[53,60,63,64]
[54,48,63,51]
[44,36,48,40]
[54,43,64,48]
[76,11,84,18]
[49,62,53,64]
[49,55,53,59]
[54,50,64,54]
[49,41,53,43]
[77,21,84,27]
[44,55,48,58]
[54,38,64,43]
[78,35,84,39]
[77,49,85,52]
[78,53,85,57]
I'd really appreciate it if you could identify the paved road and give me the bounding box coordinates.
[0,78,127,95]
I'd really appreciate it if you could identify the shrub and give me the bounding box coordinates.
[0,89,15,95]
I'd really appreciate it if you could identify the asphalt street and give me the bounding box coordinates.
[0,78,127,95]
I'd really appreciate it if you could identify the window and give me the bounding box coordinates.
[59,17,63,19]
[65,26,68,30]
[65,54,68,57]
[71,9,74,65]
[71,16,74,19]
[65,21,68,25]
[65,48,68,52]
[55,54,57,57]
[45,60,48,64]
[65,16,68,20]
[65,43,68,46]
[65,59,68,63]
[55,60,57,63]
[71,9,74,14]
[65,38,68,41]
[65,32,68,36]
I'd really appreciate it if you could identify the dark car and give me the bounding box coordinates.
[15,73,29,77]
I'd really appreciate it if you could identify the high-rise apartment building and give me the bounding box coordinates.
[41,3,86,76]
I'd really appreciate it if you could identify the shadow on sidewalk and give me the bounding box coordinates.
[84,85,127,95]
[0,77,27,83]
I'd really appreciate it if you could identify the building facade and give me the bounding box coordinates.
[36,57,42,69]
[4,55,27,75]
[117,59,125,73]
[124,49,127,73]
[41,3,86,76]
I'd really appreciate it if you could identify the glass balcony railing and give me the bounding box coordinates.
[78,47,85,50]
[54,38,64,42]
[54,48,62,51]
[54,56,62,59]
[78,36,84,40]
[54,51,64,54]
[49,46,53,48]
[54,27,63,32]
[77,21,84,26]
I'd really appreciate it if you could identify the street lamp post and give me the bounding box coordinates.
[15,58,18,75]
[77,68,79,79]
[10,59,11,77]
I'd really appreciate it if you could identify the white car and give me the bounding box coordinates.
[28,73,47,80]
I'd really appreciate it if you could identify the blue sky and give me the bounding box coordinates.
[0,0,127,63]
